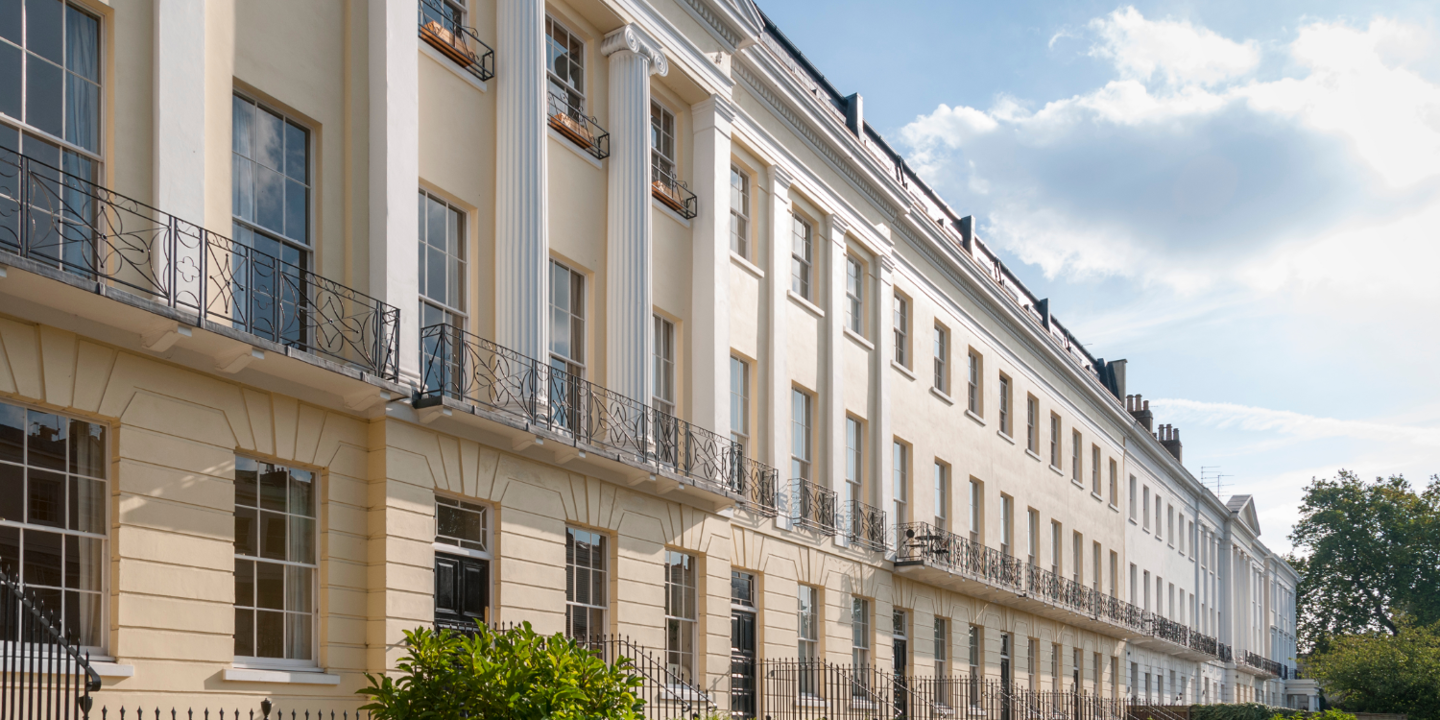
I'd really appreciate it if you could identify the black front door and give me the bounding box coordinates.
[893,637,909,720]
[731,609,757,720]
[435,553,489,630]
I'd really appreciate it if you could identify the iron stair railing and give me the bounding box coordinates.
[0,565,102,720]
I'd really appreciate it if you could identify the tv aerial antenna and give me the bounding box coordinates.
[1200,466,1231,499]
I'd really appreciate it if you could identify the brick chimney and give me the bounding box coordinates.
[1126,394,1153,431]
[1156,424,1183,464]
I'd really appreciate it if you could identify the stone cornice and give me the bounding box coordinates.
[602,24,668,76]
[605,0,730,92]
[677,0,763,52]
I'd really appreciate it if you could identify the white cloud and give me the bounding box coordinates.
[1148,398,1440,449]
[1087,7,1261,87]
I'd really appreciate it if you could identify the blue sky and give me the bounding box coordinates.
[757,0,1440,554]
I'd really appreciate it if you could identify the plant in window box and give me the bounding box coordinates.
[548,97,596,149]
[421,20,477,68]
[652,176,688,214]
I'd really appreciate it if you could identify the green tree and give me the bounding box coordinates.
[1289,470,1440,651]
[1306,617,1440,720]
[359,622,645,720]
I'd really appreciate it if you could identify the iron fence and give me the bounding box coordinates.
[790,479,836,533]
[417,0,495,80]
[0,148,401,379]
[94,704,368,720]
[547,90,611,160]
[842,500,887,552]
[0,565,101,720]
[589,635,719,720]
[419,324,781,506]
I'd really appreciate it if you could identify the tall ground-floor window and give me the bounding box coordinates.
[566,527,607,641]
[234,457,316,663]
[665,550,698,686]
[0,403,106,649]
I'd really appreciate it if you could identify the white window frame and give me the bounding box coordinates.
[845,255,864,335]
[966,351,981,414]
[934,461,948,532]
[933,324,948,393]
[893,294,909,367]
[418,189,468,329]
[791,388,813,483]
[730,356,749,453]
[730,165,750,257]
[233,456,318,668]
[893,441,908,526]
[664,549,698,687]
[791,215,813,300]
[653,314,676,416]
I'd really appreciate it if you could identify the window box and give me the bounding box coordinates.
[652,177,697,218]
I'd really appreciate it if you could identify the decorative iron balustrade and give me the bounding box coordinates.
[1241,651,1282,677]
[0,148,401,380]
[417,0,495,81]
[419,324,784,501]
[547,90,611,160]
[1,565,101,720]
[842,500,887,551]
[894,522,1224,658]
[790,478,837,532]
[735,454,780,516]
[651,164,698,219]
[1218,643,1233,663]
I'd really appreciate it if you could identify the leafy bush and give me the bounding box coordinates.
[1268,710,1355,720]
[359,622,646,720]
[1307,617,1440,720]
[1192,703,1279,720]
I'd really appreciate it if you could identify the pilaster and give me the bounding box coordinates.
[602,24,667,403]
[690,94,735,437]
[368,0,421,382]
[154,0,205,223]
[495,0,550,364]
[825,213,848,544]
[876,254,896,553]
[765,164,794,526]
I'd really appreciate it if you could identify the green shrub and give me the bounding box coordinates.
[1192,703,1277,720]
[358,622,646,720]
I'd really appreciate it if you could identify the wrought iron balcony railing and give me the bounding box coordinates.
[419,324,781,508]
[0,148,401,379]
[1218,643,1233,663]
[547,90,610,160]
[418,0,495,81]
[790,478,836,532]
[1241,651,1282,677]
[735,453,780,516]
[651,162,698,219]
[895,521,1223,658]
[842,499,886,551]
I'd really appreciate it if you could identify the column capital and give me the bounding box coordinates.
[602,24,668,76]
[769,163,795,193]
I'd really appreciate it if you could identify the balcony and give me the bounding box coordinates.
[1238,650,1282,678]
[895,521,1221,655]
[417,324,779,514]
[651,162,698,220]
[842,499,887,552]
[547,90,610,160]
[0,148,401,386]
[418,0,495,81]
[790,478,836,532]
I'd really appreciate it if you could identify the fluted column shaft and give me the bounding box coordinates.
[602,26,667,404]
[876,255,896,552]
[824,214,848,543]
[495,0,549,364]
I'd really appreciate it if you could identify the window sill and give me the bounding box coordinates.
[1070,478,1086,489]
[1110,503,1121,513]
[418,42,488,93]
[1050,464,1065,477]
[965,409,985,426]
[653,196,693,228]
[844,327,874,351]
[996,430,1014,445]
[788,289,825,318]
[1128,517,1138,525]
[223,667,342,685]
[1091,491,1105,502]
[548,126,604,170]
[91,661,135,678]
[891,360,916,380]
[731,251,764,279]
[929,386,954,405]
[1025,448,1041,462]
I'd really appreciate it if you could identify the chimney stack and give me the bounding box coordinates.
[1157,424,1183,464]
[958,215,975,252]
[1126,394,1153,431]
[844,93,864,139]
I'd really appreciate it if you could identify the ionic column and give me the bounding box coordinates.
[601,25,667,403]
[368,0,421,381]
[766,165,794,525]
[690,94,735,435]
[824,213,849,544]
[495,0,549,364]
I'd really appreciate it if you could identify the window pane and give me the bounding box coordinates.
[256,610,284,657]
[28,410,66,471]
[260,510,286,560]
[23,528,61,587]
[27,468,64,527]
[25,56,63,136]
[234,608,254,656]
[0,0,18,45]
[0,403,20,463]
[63,534,100,590]
[68,475,103,534]
[0,462,19,522]
[64,6,98,82]
[0,42,20,120]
